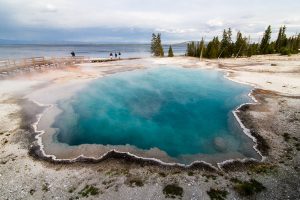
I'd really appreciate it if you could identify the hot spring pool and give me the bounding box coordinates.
[52,66,259,164]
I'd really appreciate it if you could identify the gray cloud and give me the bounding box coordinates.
[0,0,299,43]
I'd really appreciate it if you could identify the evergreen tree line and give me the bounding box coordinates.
[151,33,174,57]
[186,26,300,59]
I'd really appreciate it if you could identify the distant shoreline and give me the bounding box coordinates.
[0,43,186,61]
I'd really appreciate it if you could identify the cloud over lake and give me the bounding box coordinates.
[0,0,299,43]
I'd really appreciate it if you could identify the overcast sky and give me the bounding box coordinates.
[0,0,299,43]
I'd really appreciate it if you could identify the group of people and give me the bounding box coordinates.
[110,52,121,59]
[70,51,122,59]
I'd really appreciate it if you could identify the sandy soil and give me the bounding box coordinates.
[0,55,299,199]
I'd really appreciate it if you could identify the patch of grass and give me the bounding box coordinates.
[42,183,49,192]
[68,187,76,193]
[78,185,99,197]
[233,179,266,196]
[126,177,144,187]
[187,171,194,176]
[69,196,79,200]
[284,147,294,160]
[102,179,116,189]
[29,189,35,195]
[286,147,293,153]
[163,184,183,199]
[295,143,300,151]
[271,63,277,66]
[230,178,241,183]
[203,174,217,180]
[102,179,115,186]
[249,163,276,174]
[105,168,129,177]
[172,170,181,175]
[158,172,167,177]
[207,188,228,200]
[283,133,290,142]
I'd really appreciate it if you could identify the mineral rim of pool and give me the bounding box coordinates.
[52,66,260,164]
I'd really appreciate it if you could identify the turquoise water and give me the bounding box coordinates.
[54,66,255,160]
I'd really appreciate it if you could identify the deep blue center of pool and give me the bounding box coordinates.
[54,66,254,159]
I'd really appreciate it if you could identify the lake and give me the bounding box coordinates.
[0,44,186,60]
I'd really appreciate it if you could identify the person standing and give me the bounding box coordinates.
[71,51,75,57]
[114,52,117,59]
[118,52,121,59]
[110,52,113,59]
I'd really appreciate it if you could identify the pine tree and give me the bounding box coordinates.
[275,27,283,52]
[151,33,157,55]
[151,33,164,57]
[294,33,300,53]
[219,28,233,58]
[168,46,174,57]
[281,32,300,55]
[246,37,259,57]
[186,43,190,56]
[227,28,233,56]
[199,38,205,60]
[205,37,220,59]
[260,25,272,54]
[281,26,287,48]
[157,33,164,57]
[219,29,228,58]
[193,42,196,56]
[275,26,287,53]
[187,41,197,57]
[234,31,247,57]
[196,42,200,57]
